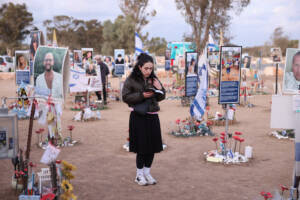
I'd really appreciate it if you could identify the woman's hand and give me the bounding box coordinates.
[143,91,154,98]
[153,78,162,90]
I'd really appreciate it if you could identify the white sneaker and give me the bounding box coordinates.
[135,174,148,186]
[144,174,157,185]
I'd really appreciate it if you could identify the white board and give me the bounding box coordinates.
[270,95,297,129]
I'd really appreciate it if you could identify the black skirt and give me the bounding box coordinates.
[129,111,163,154]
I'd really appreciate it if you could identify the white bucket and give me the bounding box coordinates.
[245,146,253,158]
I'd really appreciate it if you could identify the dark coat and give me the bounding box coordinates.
[98,61,109,84]
[122,73,165,112]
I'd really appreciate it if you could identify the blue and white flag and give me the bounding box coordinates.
[135,32,145,55]
[190,50,208,121]
[207,33,219,52]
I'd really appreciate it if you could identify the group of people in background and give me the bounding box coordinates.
[77,54,134,105]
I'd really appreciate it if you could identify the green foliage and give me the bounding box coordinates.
[0,2,33,54]
[119,0,155,34]
[43,16,103,52]
[175,0,250,53]
[145,37,167,56]
[101,15,135,55]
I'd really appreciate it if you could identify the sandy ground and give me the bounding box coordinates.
[0,73,295,200]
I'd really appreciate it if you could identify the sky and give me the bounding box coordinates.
[2,0,300,47]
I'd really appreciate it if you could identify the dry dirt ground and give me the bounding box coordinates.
[0,73,295,200]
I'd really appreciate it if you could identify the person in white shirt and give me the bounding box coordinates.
[35,52,63,99]
[284,51,300,91]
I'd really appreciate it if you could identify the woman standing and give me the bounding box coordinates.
[122,53,165,186]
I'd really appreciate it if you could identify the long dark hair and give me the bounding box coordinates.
[131,53,156,81]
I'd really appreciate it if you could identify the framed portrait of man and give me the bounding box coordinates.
[15,50,30,85]
[114,49,125,76]
[270,47,282,63]
[283,48,300,93]
[219,46,242,104]
[33,46,68,100]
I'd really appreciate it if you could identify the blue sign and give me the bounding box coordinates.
[165,60,171,71]
[115,64,125,76]
[219,46,242,104]
[185,75,198,97]
[30,61,33,75]
[219,81,240,103]
[16,70,30,85]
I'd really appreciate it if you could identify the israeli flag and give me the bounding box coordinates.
[207,33,219,52]
[190,50,208,121]
[135,32,145,55]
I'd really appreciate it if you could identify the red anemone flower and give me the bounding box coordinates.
[68,125,75,131]
[234,131,242,135]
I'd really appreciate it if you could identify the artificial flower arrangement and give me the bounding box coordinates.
[211,104,237,126]
[35,125,78,149]
[170,117,214,137]
[60,160,77,200]
[204,131,251,164]
[270,129,295,140]
[7,83,30,119]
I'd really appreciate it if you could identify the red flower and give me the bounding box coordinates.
[220,136,225,140]
[217,113,222,117]
[239,138,245,142]
[35,130,41,134]
[175,119,180,124]
[280,184,288,191]
[221,140,227,144]
[266,192,272,198]
[68,125,75,131]
[41,193,55,200]
[212,137,218,142]
[233,136,240,141]
[235,131,242,135]
[207,121,213,126]
[182,120,186,123]
[206,106,210,111]
[260,191,272,200]
[39,128,45,132]
[220,132,225,136]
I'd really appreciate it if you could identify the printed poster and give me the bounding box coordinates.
[219,46,242,104]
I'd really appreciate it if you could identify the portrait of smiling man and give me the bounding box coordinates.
[35,52,63,99]
[284,50,300,92]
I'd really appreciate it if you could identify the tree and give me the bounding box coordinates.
[0,2,33,55]
[145,37,167,56]
[175,0,250,53]
[43,16,103,52]
[119,0,156,35]
[270,27,298,55]
[102,15,135,55]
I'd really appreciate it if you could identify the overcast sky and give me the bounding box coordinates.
[3,0,300,47]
